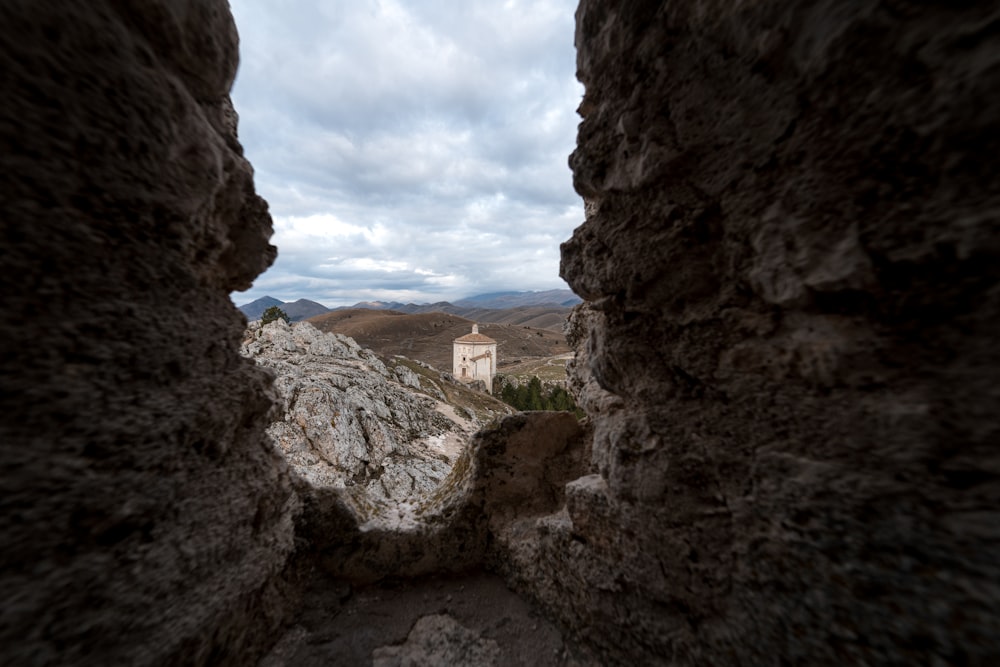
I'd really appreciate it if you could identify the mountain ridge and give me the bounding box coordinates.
[238,290,581,329]
[238,295,284,320]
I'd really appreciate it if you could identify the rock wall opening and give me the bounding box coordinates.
[4,1,999,665]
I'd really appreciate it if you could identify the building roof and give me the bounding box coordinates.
[455,324,496,344]
[454,332,497,344]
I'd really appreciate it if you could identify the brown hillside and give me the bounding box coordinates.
[307,309,570,371]
[452,306,571,331]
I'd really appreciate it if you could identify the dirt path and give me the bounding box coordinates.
[259,569,596,666]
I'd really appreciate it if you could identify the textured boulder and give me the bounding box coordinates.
[0,1,293,664]
[372,614,501,667]
[242,320,475,514]
[530,0,1000,664]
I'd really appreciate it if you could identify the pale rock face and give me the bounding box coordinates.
[393,363,422,389]
[242,321,476,514]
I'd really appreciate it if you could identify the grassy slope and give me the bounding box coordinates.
[497,355,573,384]
[451,306,571,331]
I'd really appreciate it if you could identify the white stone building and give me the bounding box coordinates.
[453,324,497,393]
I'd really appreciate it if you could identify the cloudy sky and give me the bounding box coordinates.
[228,0,584,307]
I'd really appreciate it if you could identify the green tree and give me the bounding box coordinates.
[549,386,572,412]
[261,306,289,325]
[514,383,530,411]
[527,377,544,411]
[501,382,518,407]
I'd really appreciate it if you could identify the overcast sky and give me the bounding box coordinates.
[228,0,584,307]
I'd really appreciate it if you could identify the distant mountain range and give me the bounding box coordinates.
[238,295,284,320]
[349,289,581,311]
[457,290,582,309]
[237,290,582,325]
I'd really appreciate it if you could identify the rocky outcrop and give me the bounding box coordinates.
[241,320,482,515]
[281,410,582,587]
[0,1,293,664]
[541,1,1000,664]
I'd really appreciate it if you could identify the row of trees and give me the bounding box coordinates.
[496,376,583,418]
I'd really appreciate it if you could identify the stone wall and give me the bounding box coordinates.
[0,2,295,664]
[535,0,1000,663]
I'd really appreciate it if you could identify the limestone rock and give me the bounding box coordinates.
[393,362,423,389]
[372,614,501,667]
[242,321,477,516]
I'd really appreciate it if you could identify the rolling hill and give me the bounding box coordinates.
[350,289,580,312]
[339,303,572,332]
[237,296,330,322]
[239,291,580,331]
[453,289,581,309]
[237,295,284,320]
[443,305,570,331]
[281,298,331,321]
[305,309,571,372]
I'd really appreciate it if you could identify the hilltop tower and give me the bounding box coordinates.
[453,324,497,394]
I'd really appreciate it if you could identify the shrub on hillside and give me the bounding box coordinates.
[261,306,289,325]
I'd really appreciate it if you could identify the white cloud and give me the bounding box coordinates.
[229,0,584,307]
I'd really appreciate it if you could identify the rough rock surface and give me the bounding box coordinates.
[372,614,501,667]
[0,1,294,665]
[538,1,1000,664]
[257,412,595,664]
[241,320,476,516]
[287,411,584,587]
